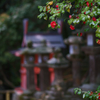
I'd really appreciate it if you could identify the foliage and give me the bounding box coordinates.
[38,0,100,43]
[74,86,100,100]
[0,0,48,89]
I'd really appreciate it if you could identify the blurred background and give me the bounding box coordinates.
[0,0,72,90]
[1,1,97,100]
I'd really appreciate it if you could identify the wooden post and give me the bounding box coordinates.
[6,92,10,100]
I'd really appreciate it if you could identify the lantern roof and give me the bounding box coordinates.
[19,46,53,55]
[47,56,69,68]
[47,57,69,64]
[47,48,69,66]
[23,32,66,48]
[64,36,82,44]
[19,48,36,55]
[19,39,53,55]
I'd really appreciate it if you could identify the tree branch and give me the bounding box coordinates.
[0,69,15,88]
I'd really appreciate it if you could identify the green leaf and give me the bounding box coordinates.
[96,96,99,99]
[83,94,85,99]
[68,19,73,25]
[89,96,92,100]
[58,24,60,28]
[86,10,90,14]
[43,7,46,12]
[97,86,100,90]
[48,24,51,28]
[90,12,94,17]
[92,95,96,100]
[96,27,100,34]
[74,88,78,94]
[77,91,81,95]
[84,28,89,32]
[96,33,100,38]
[96,39,99,43]
[85,93,89,98]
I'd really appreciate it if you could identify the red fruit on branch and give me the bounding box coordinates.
[97,40,100,45]
[98,93,100,99]
[56,5,59,8]
[91,3,93,6]
[86,2,89,7]
[77,33,83,36]
[76,16,79,19]
[80,33,83,36]
[49,11,51,13]
[98,25,99,27]
[92,17,96,21]
[46,7,48,11]
[98,93,100,96]
[84,11,86,14]
[50,21,57,28]
[56,9,60,13]
[89,91,93,96]
[83,21,86,24]
[70,25,75,30]
[69,15,72,19]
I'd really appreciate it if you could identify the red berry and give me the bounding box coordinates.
[97,40,100,45]
[56,5,59,8]
[91,3,93,6]
[69,15,72,19]
[76,16,79,19]
[98,93,100,96]
[49,11,51,13]
[92,17,96,21]
[80,33,83,36]
[86,2,89,7]
[70,25,75,30]
[46,7,48,11]
[84,11,86,14]
[89,91,93,96]
[56,9,60,13]
[77,33,83,36]
[83,21,86,24]
[98,25,99,27]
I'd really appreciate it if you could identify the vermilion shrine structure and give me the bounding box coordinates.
[12,19,65,91]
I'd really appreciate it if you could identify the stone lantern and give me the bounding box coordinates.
[19,41,36,91]
[47,48,69,86]
[81,27,100,87]
[34,40,53,91]
[64,36,83,87]
[45,48,69,100]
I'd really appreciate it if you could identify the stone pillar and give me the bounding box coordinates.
[89,55,97,83]
[52,68,63,85]
[72,59,81,87]
[26,67,35,91]
[81,46,100,84]
[39,66,50,91]
[64,36,83,87]
[96,55,100,84]
[67,55,82,87]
